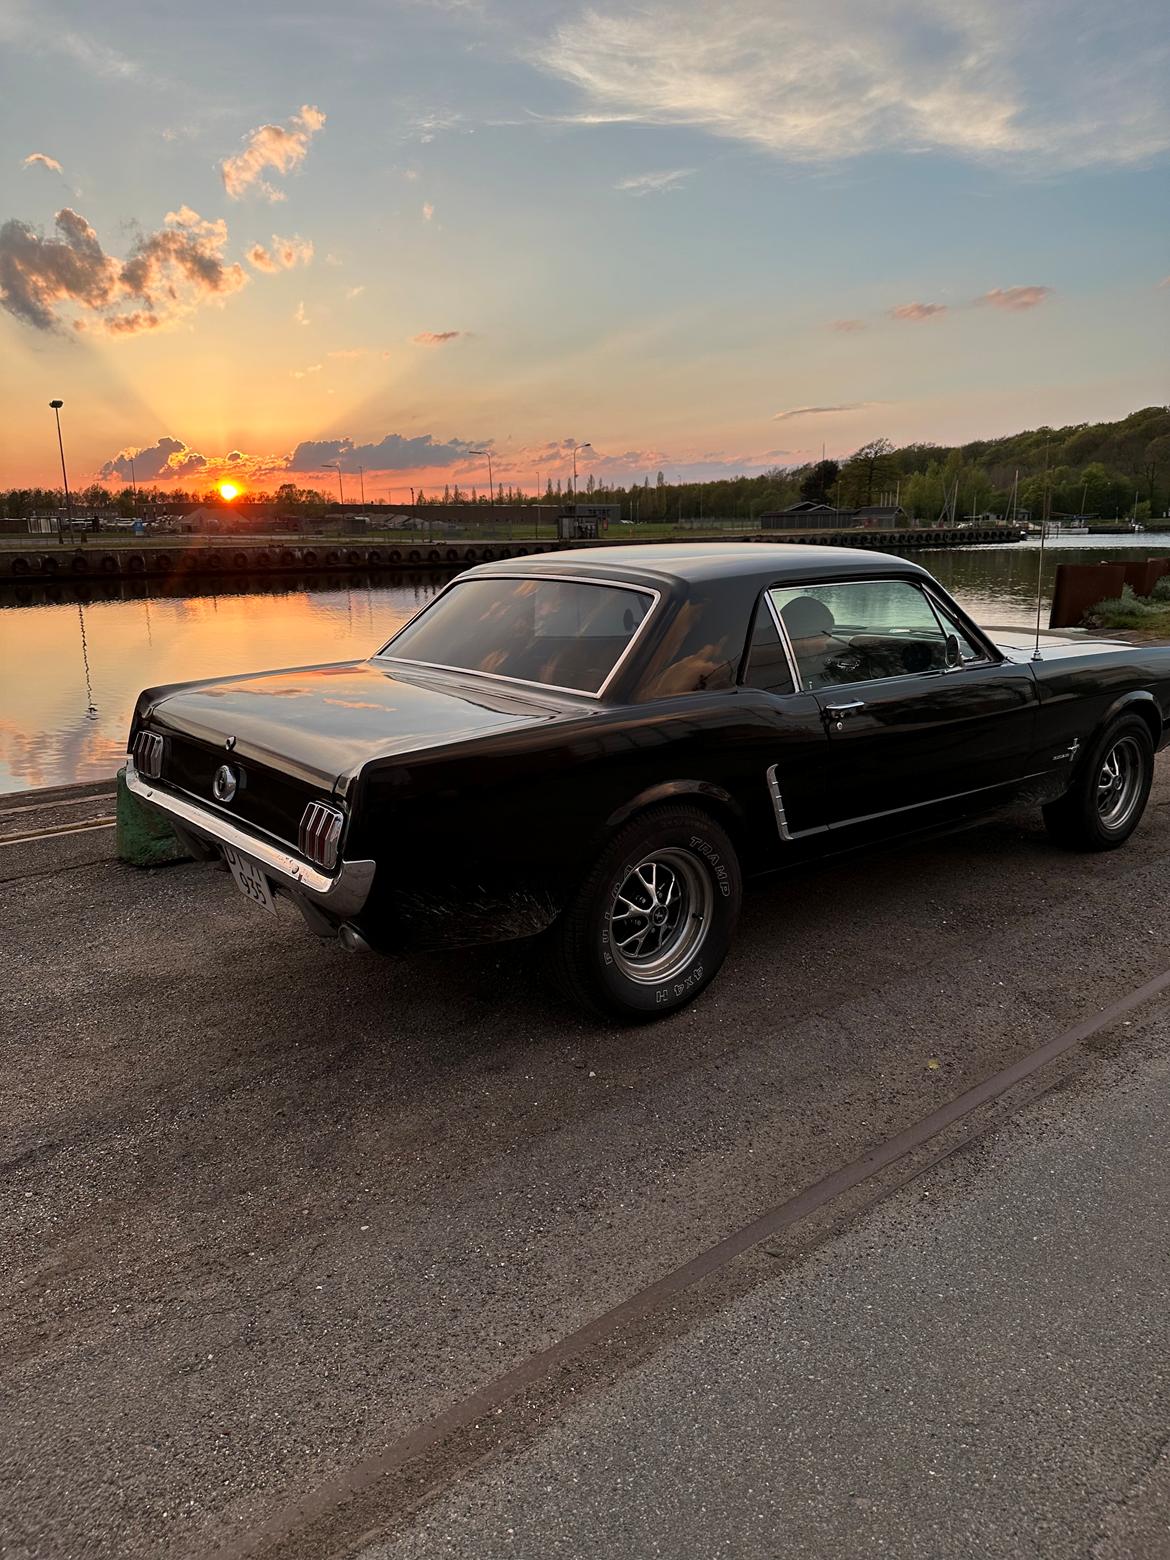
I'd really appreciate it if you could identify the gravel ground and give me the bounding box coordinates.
[2,768,1169,1557]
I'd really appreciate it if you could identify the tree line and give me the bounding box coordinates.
[5,406,1167,523]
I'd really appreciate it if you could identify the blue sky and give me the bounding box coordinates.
[1,0,1167,493]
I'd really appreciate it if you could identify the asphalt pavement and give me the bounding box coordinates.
[364,1020,1170,1560]
[2,769,1170,1558]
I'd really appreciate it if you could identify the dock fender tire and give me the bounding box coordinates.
[1042,713,1154,852]
[549,804,741,1022]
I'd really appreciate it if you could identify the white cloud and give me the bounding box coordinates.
[422,202,435,221]
[294,299,310,325]
[345,284,365,299]
[23,152,63,174]
[221,105,326,201]
[533,0,1170,169]
[615,168,695,195]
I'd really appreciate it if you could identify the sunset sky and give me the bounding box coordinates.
[1,0,1167,497]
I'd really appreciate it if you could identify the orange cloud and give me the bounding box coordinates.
[246,234,313,272]
[0,204,246,335]
[220,104,326,201]
[889,301,947,321]
[830,318,867,333]
[977,285,1052,311]
[23,152,63,173]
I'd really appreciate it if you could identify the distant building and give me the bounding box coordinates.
[557,503,620,540]
[759,501,907,530]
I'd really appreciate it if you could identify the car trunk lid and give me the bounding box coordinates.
[143,659,571,846]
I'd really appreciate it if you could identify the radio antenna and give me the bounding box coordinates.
[1032,447,1050,661]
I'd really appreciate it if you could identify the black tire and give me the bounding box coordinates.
[1043,713,1155,851]
[550,804,741,1021]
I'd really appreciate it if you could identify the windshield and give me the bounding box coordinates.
[377,576,655,694]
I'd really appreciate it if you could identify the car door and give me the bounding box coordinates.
[738,595,834,847]
[767,577,1038,832]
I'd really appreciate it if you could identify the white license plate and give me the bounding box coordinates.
[223,846,277,914]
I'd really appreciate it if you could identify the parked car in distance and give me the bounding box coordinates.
[127,544,1170,1019]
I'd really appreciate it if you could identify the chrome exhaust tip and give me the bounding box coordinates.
[337,923,371,954]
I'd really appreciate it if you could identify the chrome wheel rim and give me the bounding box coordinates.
[608,848,713,985]
[1096,736,1143,831]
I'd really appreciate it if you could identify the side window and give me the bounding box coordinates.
[741,599,795,695]
[769,579,949,692]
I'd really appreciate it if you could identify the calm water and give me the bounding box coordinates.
[3,537,1168,794]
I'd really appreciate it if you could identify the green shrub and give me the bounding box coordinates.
[1152,574,1170,601]
[1089,583,1170,633]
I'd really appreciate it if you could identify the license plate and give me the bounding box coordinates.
[223,846,277,914]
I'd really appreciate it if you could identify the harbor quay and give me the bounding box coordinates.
[0,522,1028,582]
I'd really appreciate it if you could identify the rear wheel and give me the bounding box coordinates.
[1043,713,1155,851]
[551,805,741,1021]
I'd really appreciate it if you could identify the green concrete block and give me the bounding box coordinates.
[115,766,191,867]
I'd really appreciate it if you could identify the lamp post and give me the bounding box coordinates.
[570,441,591,500]
[469,449,494,506]
[469,449,495,540]
[49,399,73,541]
[324,462,344,504]
[357,465,365,506]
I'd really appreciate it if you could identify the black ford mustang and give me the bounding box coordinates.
[128,544,1170,1019]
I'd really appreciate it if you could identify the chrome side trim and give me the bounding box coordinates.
[765,765,830,842]
[766,762,1053,842]
[374,574,662,701]
[826,770,1052,830]
[125,758,375,919]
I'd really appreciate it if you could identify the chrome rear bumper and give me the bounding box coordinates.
[124,756,376,919]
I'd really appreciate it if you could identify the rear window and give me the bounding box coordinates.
[378,576,654,694]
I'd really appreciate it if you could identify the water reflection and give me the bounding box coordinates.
[4,540,1170,794]
[0,572,448,793]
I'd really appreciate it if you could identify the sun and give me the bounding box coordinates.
[218,480,242,501]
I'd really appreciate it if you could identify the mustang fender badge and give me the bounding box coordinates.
[212,764,238,804]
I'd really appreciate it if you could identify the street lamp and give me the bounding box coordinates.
[324,462,345,504]
[468,449,494,506]
[357,465,365,506]
[570,441,591,500]
[49,399,73,540]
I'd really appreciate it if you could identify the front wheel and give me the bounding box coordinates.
[1042,713,1155,851]
[550,805,742,1021]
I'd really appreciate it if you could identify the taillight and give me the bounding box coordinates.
[299,800,345,870]
[133,730,164,778]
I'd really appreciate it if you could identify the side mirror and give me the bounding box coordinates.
[944,633,962,669]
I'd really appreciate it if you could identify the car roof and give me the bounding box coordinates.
[468,541,930,591]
